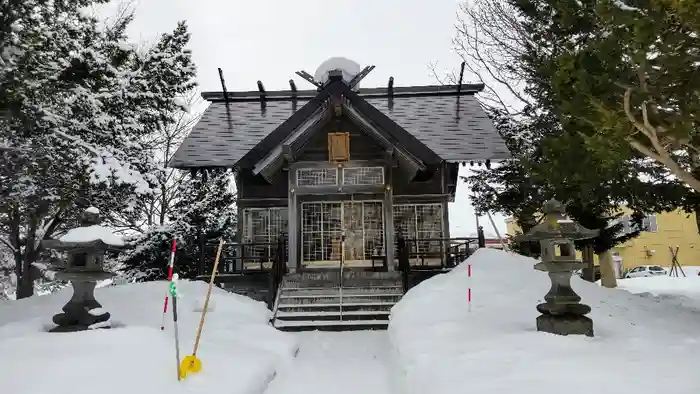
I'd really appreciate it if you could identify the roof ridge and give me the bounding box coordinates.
[201,83,485,103]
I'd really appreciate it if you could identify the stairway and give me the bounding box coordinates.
[272,271,404,332]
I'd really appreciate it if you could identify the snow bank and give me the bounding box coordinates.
[618,274,700,298]
[59,224,124,246]
[616,271,700,310]
[0,280,298,394]
[388,248,700,394]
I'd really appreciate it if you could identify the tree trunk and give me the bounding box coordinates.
[692,164,700,234]
[598,250,617,288]
[629,140,700,194]
[16,215,40,299]
[15,272,34,298]
[582,245,595,282]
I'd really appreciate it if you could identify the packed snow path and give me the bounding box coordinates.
[264,331,392,394]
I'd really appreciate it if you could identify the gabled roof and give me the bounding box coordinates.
[252,95,430,182]
[247,79,440,181]
[169,79,509,169]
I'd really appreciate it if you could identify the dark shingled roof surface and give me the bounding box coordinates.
[169,85,509,169]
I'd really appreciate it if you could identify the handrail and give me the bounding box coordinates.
[339,232,345,322]
[268,236,287,305]
[198,239,285,276]
[397,236,478,269]
[270,275,285,324]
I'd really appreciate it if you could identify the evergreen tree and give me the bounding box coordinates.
[458,1,690,286]
[0,1,196,298]
[118,168,237,282]
[464,0,694,283]
[508,0,700,191]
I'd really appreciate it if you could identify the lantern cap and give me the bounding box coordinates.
[516,199,599,242]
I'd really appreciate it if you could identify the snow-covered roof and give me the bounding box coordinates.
[59,225,124,247]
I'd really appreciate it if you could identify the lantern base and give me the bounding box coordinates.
[48,280,111,333]
[536,314,594,337]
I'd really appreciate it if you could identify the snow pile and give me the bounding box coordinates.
[59,224,124,246]
[616,270,700,309]
[0,280,298,394]
[618,273,700,298]
[388,248,700,394]
[313,57,361,89]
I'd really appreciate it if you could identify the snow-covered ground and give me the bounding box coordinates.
[264,331,392,394]
[5,250,700,394]
[0,281,298,394]
[616,267,700,310]
[389,248,700,394]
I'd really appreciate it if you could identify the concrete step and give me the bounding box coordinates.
[273,319,389,332]
[283,279,403,289]
[285,271,402,281]
[276,301,395,313]
[275,310,390,321]
[281,286,402,296]
[278,293,402,305]
[271,272,403,332]
[282,272,403,289]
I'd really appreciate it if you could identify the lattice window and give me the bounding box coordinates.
[361,202,385,259]
[393,204,444,254]
[342,166,384,186]
[301,201,384,263]
[301,202,341,262]
[241,207,288,266]
[296,168,338,187]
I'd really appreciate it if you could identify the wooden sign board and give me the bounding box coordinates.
[328,132,350,163]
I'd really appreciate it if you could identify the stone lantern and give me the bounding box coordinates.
[517,199,599,337]
[42,207,124,332]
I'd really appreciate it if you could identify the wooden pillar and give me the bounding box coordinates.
[441,198,451,266]
[384,150,395,271]
[288,167,299,273]
[440,163,452,267]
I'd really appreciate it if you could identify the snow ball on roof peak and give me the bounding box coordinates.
[314,57,362,89]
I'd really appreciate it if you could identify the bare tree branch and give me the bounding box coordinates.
[450,0,535,116]
[0,237,15,252]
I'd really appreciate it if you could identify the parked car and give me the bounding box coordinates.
[576,266,601,282]
[624,265,667,278]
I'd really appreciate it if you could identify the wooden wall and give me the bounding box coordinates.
[295,118,386,162]
[237,116,459,201]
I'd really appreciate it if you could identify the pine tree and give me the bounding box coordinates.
[0,1,196,298]
[118,169,237,282]
[508,0,700,190]
[459,2,689,287]
[470,0,695,284]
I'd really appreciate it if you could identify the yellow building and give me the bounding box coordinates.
[505,209,700,274]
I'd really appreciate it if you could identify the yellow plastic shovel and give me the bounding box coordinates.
[180,238,224,379]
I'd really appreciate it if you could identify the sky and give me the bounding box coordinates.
[97,0,508,238]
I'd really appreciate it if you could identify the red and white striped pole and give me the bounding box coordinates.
[160,239,177,330]
[468,263,472,312]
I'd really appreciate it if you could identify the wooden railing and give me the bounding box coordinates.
[198,238,288,276]
[396,237,479,270]
[397,236,481,292]
[197,236,288,309]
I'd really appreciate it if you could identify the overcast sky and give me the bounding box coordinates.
[99,0,508,237]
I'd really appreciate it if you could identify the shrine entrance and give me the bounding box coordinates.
[300,201,385,269]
